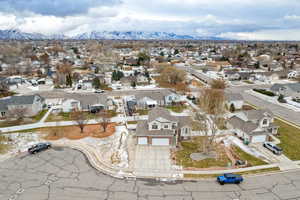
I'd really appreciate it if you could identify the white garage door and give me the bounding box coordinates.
[251,135,267,143]
[152,138,170,146]
[138,137,148,145]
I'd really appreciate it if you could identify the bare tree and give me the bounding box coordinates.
[71,111,88,133]
[160,66,186,85]
[210,79,227,90]
[97,110,110,132]
[8,107,28,120]
[196,88,226,154]
[0,82,9,96]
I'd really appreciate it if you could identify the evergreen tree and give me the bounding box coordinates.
[131,81,136,88]
[174,49,179,55]
[112,70,117,81]
[144,70,150,78]
[92,77,101,89]
[65,74,73,87]
[95,66,99,74]
[230,104,235,113]
[117,71,124,80]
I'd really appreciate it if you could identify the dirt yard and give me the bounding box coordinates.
[44,123,116,140]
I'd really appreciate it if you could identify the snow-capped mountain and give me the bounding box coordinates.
[0,29,224,40]
[72,31,200,40]
[0,29,46,40]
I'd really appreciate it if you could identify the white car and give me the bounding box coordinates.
[263,142,283,155]
[94,89,105,93]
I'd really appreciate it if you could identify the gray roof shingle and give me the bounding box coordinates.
[228,116,258,133]
[0,94,43,111]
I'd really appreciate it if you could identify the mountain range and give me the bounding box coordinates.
[0,29,224,40]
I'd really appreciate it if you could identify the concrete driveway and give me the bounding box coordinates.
[134,145,176,178]
[251,143,300,170]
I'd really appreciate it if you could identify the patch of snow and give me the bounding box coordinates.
[223,136,265,158]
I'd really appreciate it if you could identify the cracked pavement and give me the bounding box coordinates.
[1,147,300,200]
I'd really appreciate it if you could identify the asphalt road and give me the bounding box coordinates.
[227,85,300,126]
[1,148,300,200]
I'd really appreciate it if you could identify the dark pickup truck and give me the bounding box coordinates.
[28,142,51,154]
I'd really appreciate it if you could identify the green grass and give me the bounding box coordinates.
[253,89,276,97]
[107,110,118,117]
[243,80,254,84]
[233,146,267,166]
[0,119,24,128]
[184,167,280,179]
[127,121,138,124]
[31,109,48,121]
[275,119,300,160]
[136,109,149,115]
[176,137,230,168]
[0,110,48,128]
[0,91,16,98]
[166,105,187,113]
[46,110,118,122]
[0,136,10,154]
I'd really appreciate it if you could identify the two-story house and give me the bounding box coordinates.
[136,107,192,146]
[227,109,279,144]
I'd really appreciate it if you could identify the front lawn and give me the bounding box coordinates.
[233,146,267,166]
[31,109,48,121]
[253,89,276,97]
[0,110,48,128]
[184,167,280,179]
[275,119,300,160]
[127,121,138,124]
[136,109,149,115]
[166,105,187,113]
[0,135,10,154]
[0,91,16,98]
[46,110,118,122]
[175,137,230,168]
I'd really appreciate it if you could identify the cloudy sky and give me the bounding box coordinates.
[0,0,300,40]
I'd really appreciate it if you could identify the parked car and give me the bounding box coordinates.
[235,160,246,166]
[94,89,105,93]
[28,142,51,154]
[217,173,243,185]
[263,142,282,155]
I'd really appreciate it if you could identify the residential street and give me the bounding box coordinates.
[1,148,300,200]
[227,85,300,126]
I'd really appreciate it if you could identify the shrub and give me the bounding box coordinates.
[253,89,275,97]
[278,94,287,103]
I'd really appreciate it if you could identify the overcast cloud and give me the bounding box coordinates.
[0,0,300,40]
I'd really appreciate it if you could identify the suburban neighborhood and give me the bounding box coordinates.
[1,39,300,199]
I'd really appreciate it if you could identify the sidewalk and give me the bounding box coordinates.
[52,139,135,179]
[0,115,147,133]
[246,90,300,112]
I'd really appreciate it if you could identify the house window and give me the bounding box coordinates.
[185,128,188,134]
[1,112,5,117]
[262,119,268,125]
[164,125,169,129]
[152,124,158,130]
[172,123,176,129]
